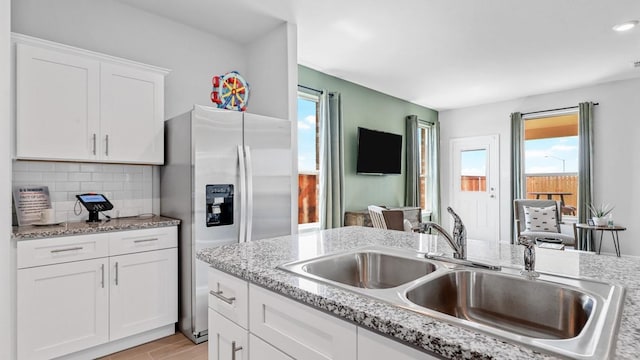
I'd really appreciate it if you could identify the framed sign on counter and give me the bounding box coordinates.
[13,185,51,226]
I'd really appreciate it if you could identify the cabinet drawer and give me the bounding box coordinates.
[109,226,177,256]
[357,328,438,360]
[208,268,248,329]
[17,233,109,269]
[249,284,357,360]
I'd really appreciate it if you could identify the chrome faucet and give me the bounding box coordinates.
[518,236,540,278]
[422,207,467,259]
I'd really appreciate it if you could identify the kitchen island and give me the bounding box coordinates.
[196,226,638,359]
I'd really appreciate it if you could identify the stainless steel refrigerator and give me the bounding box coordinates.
[160,105,292,344]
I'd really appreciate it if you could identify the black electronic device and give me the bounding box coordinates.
[76,193,114,223]
[356,127,402,175]
[206,184,234,227]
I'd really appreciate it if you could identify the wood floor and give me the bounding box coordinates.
[99,333,207,360]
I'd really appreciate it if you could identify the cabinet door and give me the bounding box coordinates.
[249,334,293,360]
[109,248,177,340]
[357,328,439,360]
[100,62,165,164]
[16,43,100,161]
[17,258,108,360]
[209,309,248,360]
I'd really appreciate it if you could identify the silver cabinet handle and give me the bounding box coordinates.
[100,264,105,288]
[114,261,119,286]
[133,238,158,243]
[92,133,97,155]
[105,134,109,156]
[231,341,243,360]
[50,246,83,253]
[209,283,236,304]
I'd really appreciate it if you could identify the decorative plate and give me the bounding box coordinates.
[211,71,250,111]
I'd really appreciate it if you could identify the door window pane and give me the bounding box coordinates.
[460,149,487,192]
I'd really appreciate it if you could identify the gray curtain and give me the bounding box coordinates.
[510,112,523,243]
[405,115,441,223]
[405,115,420,207]
[577,102,594,251]
[319,91,345,229]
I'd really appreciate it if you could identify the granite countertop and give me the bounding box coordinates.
[196,226,639,360]
[12,215,180,240]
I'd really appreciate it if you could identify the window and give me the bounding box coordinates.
[523,113,578,217]
[459,149,487,192]
[417,121,439,220]
[297,92,320,230]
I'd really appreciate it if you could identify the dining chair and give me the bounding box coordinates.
[367,205,405,231]
[513,199,575,246]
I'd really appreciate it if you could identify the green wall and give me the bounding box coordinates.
[298,65,438,212]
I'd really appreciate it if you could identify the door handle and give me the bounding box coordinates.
[50,246,83,253]
[114,261,119,286]
[210,282,236,304]
[105,134,109,156]
[209,290,236,304]
[133,238,158,243]
[231,341,243,360]
[244,146,253,243]
[238,145,246,243]
[100,264,105,288]
[92,133,97,155]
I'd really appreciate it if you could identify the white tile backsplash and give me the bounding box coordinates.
[12,160,154,224]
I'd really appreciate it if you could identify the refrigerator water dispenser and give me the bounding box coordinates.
[206,184,233,226]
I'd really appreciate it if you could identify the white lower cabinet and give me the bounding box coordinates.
[17,258,109,360]
[209,310,248,360]
[17,226,178,360]
[208,268,437,360]
[249,335,293,360]
[110,248,177,340]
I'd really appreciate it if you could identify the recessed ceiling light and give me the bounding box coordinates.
[613,20,639,32]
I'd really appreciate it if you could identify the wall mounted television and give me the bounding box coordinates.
[356,127,402,175]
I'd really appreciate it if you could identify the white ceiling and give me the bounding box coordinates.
[115,0,640,110]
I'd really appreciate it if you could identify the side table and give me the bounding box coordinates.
[574,223,626,257]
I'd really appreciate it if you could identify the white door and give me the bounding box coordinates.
[450,135,499,242]
[100,62,164,164]
[209,309,249,360]
[16,43,100,161]
[109,248,178,341]
[17,258,109,360]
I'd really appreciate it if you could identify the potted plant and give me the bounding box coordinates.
[589,202,614,226]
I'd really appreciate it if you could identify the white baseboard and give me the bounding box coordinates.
[55,324,175,360]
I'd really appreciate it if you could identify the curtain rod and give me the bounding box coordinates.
[297,84,323,94]
[521,103,599,116]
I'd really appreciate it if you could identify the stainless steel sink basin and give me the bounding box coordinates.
[278,246,625,359]
[401,268,625,359]
[405,270,592,339]
[279,246,438,289]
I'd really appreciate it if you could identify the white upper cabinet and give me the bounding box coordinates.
[100,62,165,164]
[13,34,170,164]
[16,43,100,161]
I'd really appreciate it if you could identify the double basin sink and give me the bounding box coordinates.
[278,246,625,359]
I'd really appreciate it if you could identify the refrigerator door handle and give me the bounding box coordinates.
[245,146,253,243]
[238,145,247,243]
